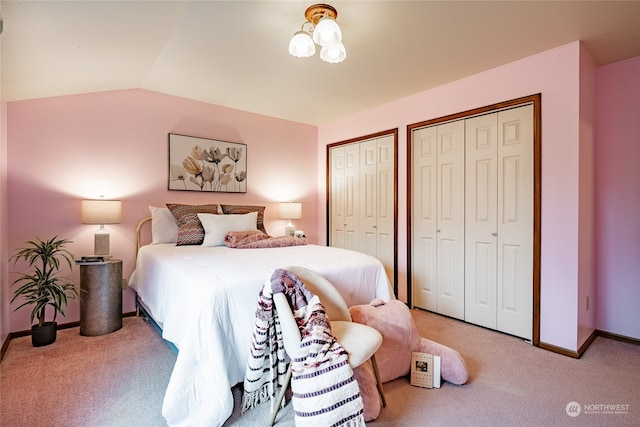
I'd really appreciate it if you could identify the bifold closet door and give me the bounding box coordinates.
[358,135,395,282]
[330,146,346,248]
[376,136,395,282]
[496,105,533,339]
[464,105,533,340]
[330,143,360,252]
[464,113,499,329]
[412,121,465,319]
[330,136,395,282]
[411,125,438,312]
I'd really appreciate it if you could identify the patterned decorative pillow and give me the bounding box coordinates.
[166,204,219,246]
[220,204,267,235]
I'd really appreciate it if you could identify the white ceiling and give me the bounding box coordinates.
[1,1,639,125]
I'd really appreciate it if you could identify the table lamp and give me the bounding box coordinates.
[279,202,302,236]
[81,198,121,257]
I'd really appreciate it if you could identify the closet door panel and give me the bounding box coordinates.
[376,136,396,281]
[436,236,461,316]
[497,105,533,340]
[343,143,360,252]
[360,140,377,256]
[436,121,465,319]
[330,147,346,248]
[465,114,498,329]
[411,127,438,311]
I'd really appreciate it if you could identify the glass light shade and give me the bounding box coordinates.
[81,199,122,224]
[288,31,316,58]
[312,16,342,47]
[320,42,346,63]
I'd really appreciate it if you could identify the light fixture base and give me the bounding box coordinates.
[94,232,110,256]
[305,4,337,25]
[285,220,295,237]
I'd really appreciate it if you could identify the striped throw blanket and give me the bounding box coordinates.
[242,279,288,413]
[243,269,365,427]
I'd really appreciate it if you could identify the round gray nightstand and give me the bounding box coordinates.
[78,259,123,336]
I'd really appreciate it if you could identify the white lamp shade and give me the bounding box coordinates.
[289,31,316,57]
[320,42,346,63]
[312,16,342,47]
[81,199,122,224]
[279,202,302,220]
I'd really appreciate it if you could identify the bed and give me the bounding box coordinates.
[128,205,394,427]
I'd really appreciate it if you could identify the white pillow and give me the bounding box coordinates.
[198,211,258,247]
[149,206,179,244]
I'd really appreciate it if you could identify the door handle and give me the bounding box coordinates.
[492,232,497,236]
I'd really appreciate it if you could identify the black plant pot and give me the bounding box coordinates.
[31,322,57,347]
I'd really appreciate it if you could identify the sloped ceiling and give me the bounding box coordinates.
[1,1,639,125]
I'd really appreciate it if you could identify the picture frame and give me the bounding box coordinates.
[410,352,441,388]
[168,133,247,193]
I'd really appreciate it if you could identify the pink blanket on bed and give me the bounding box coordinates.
[224,230,307,248]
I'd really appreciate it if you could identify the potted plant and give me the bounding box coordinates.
[10,236,78,347]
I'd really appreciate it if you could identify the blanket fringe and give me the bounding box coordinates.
[341,417,366,427]
[241,382,269,413]
[242,381,288,414]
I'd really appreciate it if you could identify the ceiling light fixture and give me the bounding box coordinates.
[288,3,346,63]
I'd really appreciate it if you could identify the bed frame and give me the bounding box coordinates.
[135,216,152,254]
[132,216,178,353]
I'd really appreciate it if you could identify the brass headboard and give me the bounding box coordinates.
[136,216,152,254]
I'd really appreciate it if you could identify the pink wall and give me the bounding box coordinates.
[317,42,592,352]
[577,43,598,346]
[1,97,8,346]
[1,30,8,345]
[6,89,318,332]
[595,56,640,339]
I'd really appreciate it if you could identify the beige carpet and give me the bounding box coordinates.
[0,316,174,427]
[2,311,639,427]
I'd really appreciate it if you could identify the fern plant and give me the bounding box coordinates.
[10,236,78,327]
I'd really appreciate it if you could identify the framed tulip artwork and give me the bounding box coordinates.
[168,133,247,193]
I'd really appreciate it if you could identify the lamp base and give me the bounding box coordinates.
[285,223,295,237]
[94,232,110,256]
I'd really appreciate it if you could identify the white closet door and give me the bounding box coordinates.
[497,105,533,340]
[330,146,346,248]
[411,126,438,311]
[329,136,396,290]
[376,135,396,282]
[465,113,499,329]
[436,120,466,319]
[411,103,533,339]
[343,143,360,252]
[360,139,377,256]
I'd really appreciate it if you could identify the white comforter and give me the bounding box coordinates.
[128,243,393,427]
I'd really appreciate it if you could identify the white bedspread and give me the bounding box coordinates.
[128,243,393,427]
